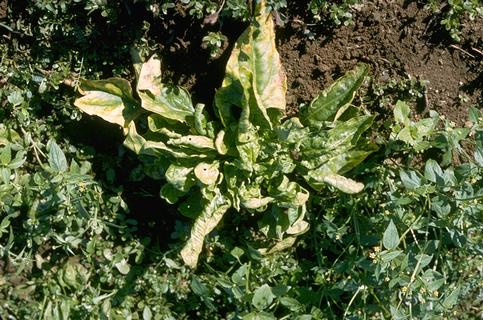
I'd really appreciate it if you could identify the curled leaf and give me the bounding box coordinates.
[181,189,231,268]
[75,78,140,129]
[322,174,364,194]
[215,0,286,128]
[168,135,215,151]
[242,197,274,210]
[165,164,195,192]
[137,55,163,96]
[194,162,220,185]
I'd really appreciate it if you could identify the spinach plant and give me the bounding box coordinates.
[74,0,376,268]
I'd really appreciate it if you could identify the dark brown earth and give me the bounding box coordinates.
[0,0,7,19]
[276,0,482,124]
[0,0,8,19]
[157,0,482,125]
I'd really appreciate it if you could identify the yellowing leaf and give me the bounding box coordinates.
[322,174,364,194]
[215,130,228,155]
[123,122,146,154]
[259,236,297,255]
[241,197,274,209]
[134,55,195,123]
[138,86,194,123]
[168,135,215,151]
[180,189,230,268]
[137,55,163,96]
[215,0,286,129]
[286,219,310,235]
[75,78,140,129]
[194,162,220,185]
[75,91,126,127]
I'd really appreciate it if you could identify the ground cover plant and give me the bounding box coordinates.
[0,0,482,319]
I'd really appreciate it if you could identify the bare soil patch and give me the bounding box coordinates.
[0,0,7,19]
[156,1,481,125]
[277,0,482,123]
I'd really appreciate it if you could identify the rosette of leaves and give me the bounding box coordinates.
[74,0,376,268]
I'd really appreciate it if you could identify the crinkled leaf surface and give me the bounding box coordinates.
[320,174,364,194]
[165,164,195,192]
[180,188,231,268]
[194,162,220,185]
[215,0,286,129]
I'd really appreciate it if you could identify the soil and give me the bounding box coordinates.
[0,0,6,19]
[276,0,482,124]
[157,0,482,125]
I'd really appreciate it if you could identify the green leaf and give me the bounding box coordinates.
[270,176,309,208]
[191,275,209,296]
[468,106,481,124]
[239,182,273,210]
[215,0,286,129]
[325,115,374,149]
[123,122,146,154]
[180,188,231,268]
[379,250,402,263]
[236,132,261,172]
[424,159,444,183]
[194,103,208,136]
[277,117,308,145]
[136,55,194,122]
[114,259,130,275]
[383,220,400,250]
[474,147,483,166]
[252,284,276,310]
[165,164,195,192]
[300,64,368,127]
[0,146,11,165]
[48,140,68,172]
[179,193,203,219]
[442,286,460,309]
[168,135,215,151]
[399,170,421,190]
[138,85,194,123]
[7,150,26,169]
[280,297,303,312]
[160,184,185,204]
[393,100,410,126]
[7,91,24,107]
[243,312,277,320]
[230,247,244,260]
[143,306,153,320]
